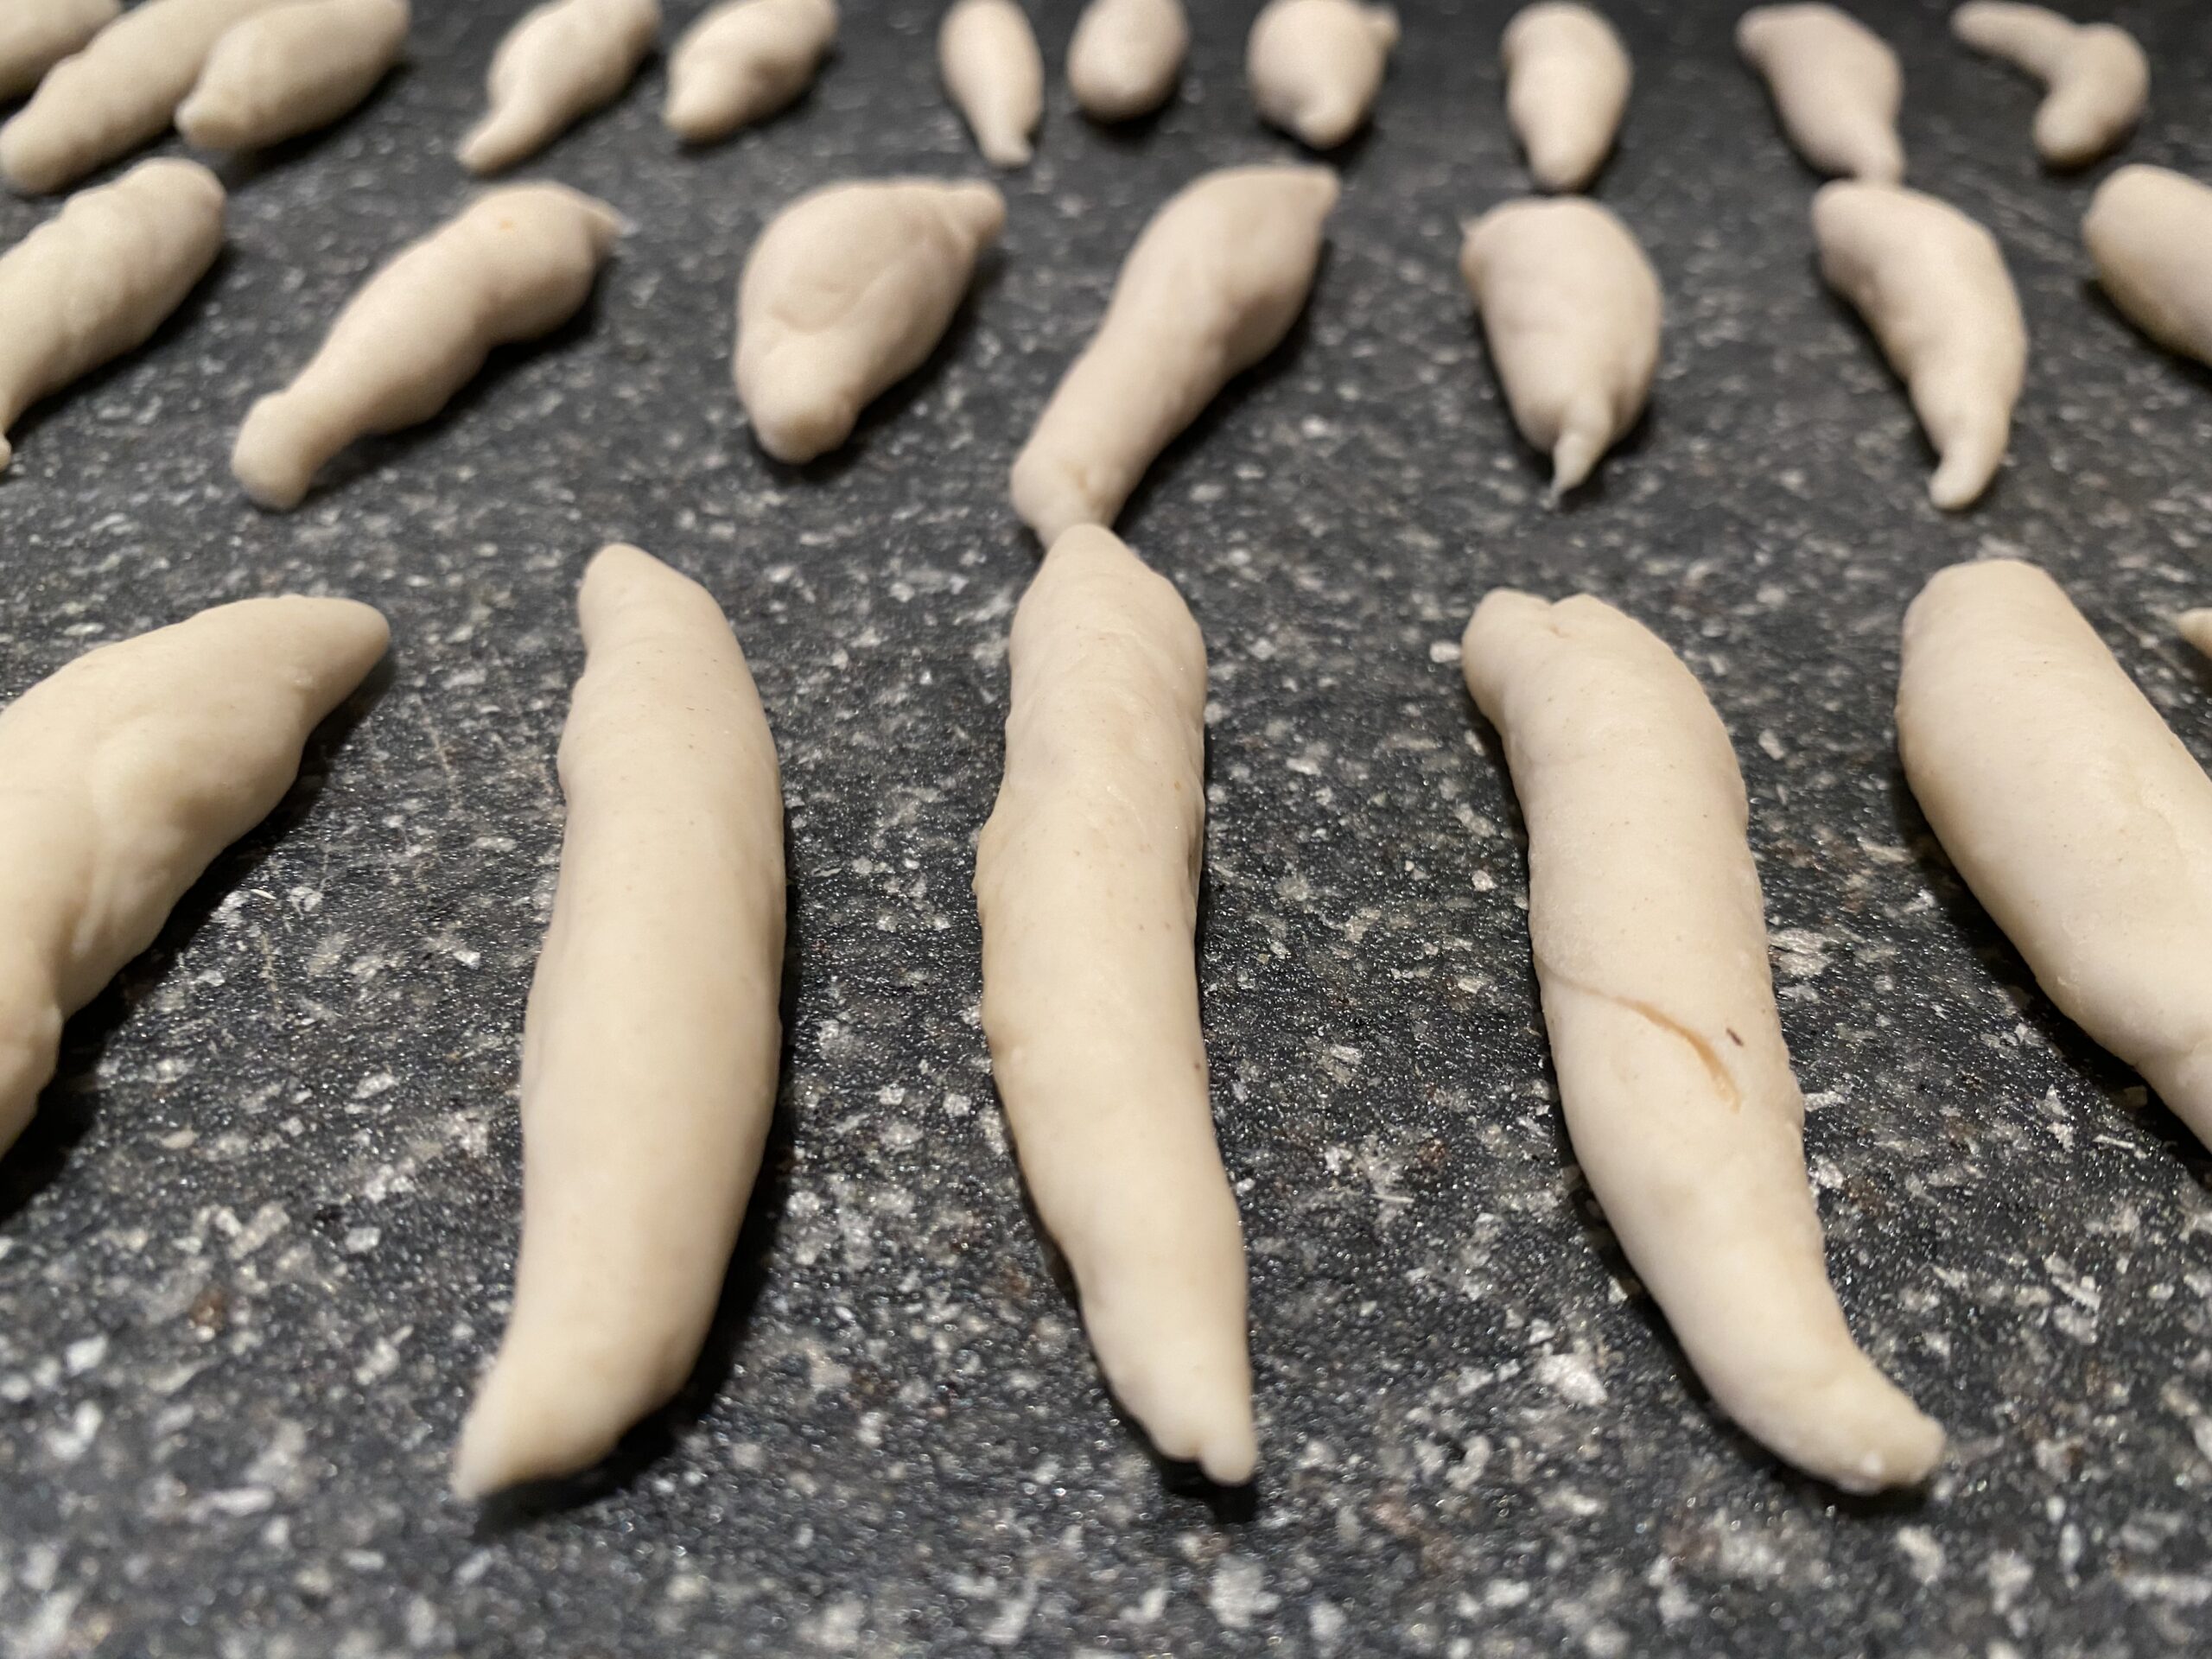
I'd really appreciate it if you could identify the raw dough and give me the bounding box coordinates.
[232,183,625,509]
[938,0,1041,168]
[1737,3,1904,182]
[0,158,226,475]
[1462,588,1947,1492]
[1247,0,1398,151]
[1501,2,1630,193]
[177,0,410,152]
[1814,181,2025,512]
[459,0,660,175]
[973,524,1256,1485]
[0,0,281,194]
[1459,196,1660,496]
[2183,610,2212,662]
[664,0,836,143]
[1010,164,1338,543]
[2084,165,2212,372]
[1952,3,2145,169]
[1067,0,1185,123]
[0,0,118,103]
[453,543,785,1498]
[0,595,389,1157]
[736,177,1005,464]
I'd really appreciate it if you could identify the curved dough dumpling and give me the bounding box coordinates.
[1247,0,1398,150]
[1501,2,1630,193]
[459,0,660,176]
[2083,166,2212,372]
[736,177,1005,464]
[0,0,118,103]
[665,0,836,143]
[1951,3,2145,169]
[0,595,389,1158]
[1737,3,1904,183]
[1067,0,1186,123]
[938,0,1042,168]
[1463,588,1946,1491]
[176,0,410,153]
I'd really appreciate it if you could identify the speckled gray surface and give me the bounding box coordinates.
[2,0,2209,1654]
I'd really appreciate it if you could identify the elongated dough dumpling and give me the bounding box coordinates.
[1951,3,2145,169]
[1067,0,1185,123]
[665,0,836,143]
[454,544,785,1498]
[232,183,624,510]
[1737,3,1904,183]
[459,0,659,175]
[0,158,226,474]
[1459,196,1660,495]
[175,0,410,152]
[1501,2,1630,193]
[0,595,389,1157]
[2183,610,2212,662]
[938,0,1041,168]
[1462,589,1945,1492]
[974,524,1256,1485]
[1814,181,2024,512]
[1898,561,2212,1152]
[1247,0,1398,150]
[0,0,118,103]
[1010,164,1338,543]
[0,0,281,194]
[736,177,1005,464]
[2084,165,2212,372]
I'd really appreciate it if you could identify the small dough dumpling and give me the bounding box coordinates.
[1814,181,2025,512]
[1067,0,1186,124]
[938,0,1041,169]
[1459,197,1661,496]
[176,0,410,153]
[1951,3,2145,170]
[1247,0,1399,150]
[664,0,836,143]
[2181,610,2212,661]
[1501,3,1630,193]
[2083,165,2212,372]
[1737,3,1904,183]
[459,0,660,176]
[0,0,119,103]
[736,178,1005,464]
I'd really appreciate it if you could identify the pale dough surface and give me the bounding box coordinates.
[1246,0,1398,151]
[1067,0,1186,123]
[665,0,836,143]
[458,0,660,175]
[938,0,1042,168]
[1737,3,1904,182]
[1952,2,2145,169]
[176,0,410,153]
[2084,165,2212,371]
[1501,2,1631,193]
[0,0,118,103]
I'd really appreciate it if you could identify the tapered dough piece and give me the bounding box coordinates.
[664,0,836,143]
[176,0,410,153]
[973,524,1256,1485]
[0,595,389,1158]
[1461,589,1946,1491]
[232,183,624,510]
[1951,3,2145,170]
[1459,197,1660,497]
[458,0,660,175]
[1247,0,1398,151]
[0,0,118,103]
[2183,611,2212,662]
[2084,166,2212,372]
[1501,3,1630,193]
[0,0,282,194]
[0,159,226,475]
[736,178,1005,464]
[1813,181,2025,512]
[1897,561,2212,1152]
[453,544,785,1499]
[1010,164,1338,543]
[1737,3,1904,183]
[1068,0,1187,123]
[938,0,1041,168]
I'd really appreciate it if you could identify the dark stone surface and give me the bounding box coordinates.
[2,0,2209,1653]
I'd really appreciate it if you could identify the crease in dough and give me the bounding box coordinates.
[735,177,1005,464]
[1897,559,2212,1153]
[1247,0,1398,151]
[0,595,389,1158]
[1501,2,1631,194]
[938,0,1042,168]
[1813,181,2025,512]
[176,0,410,153]
[0,0,283,194]
[458,0,660,176]
[2083,165,2212,372]
[1461,588,1946,1492]
[2182,610,2212,663]
[1009,163,1338,543]
[1951,3,2145,169]
[664,0,836,144]
[1459,195,1661,497]
[0,0,119,104]
[0,158,226,475]
[973,524,1256,1486]
[454,543,785,1499]
[1067,0,1186,124]
[232,182,625,510]
[1737,3,1904,182]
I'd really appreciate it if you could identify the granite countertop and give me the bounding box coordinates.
[2,0,2209,1653]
